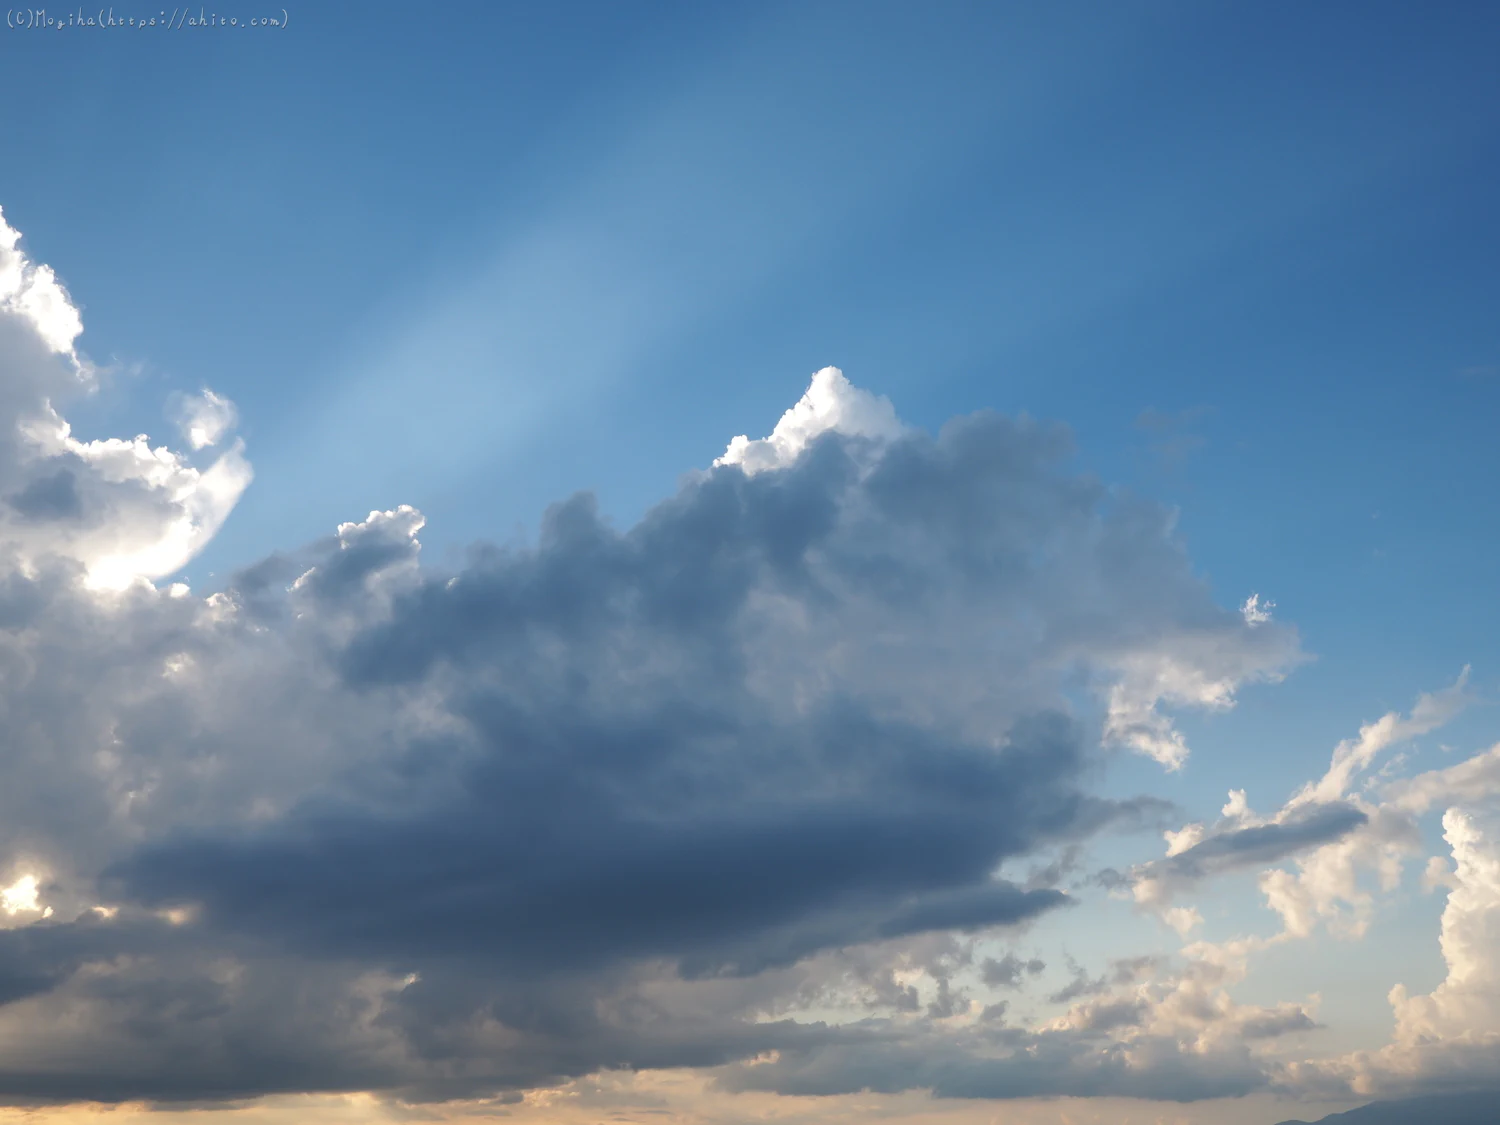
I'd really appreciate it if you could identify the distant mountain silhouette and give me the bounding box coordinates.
[1276,1090,1500,1125]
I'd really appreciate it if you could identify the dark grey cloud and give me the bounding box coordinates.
[1241,1008,1320,1040]
[109,421,1181,987]
[1128,803,1370,907]
[925,976,969,1020]
[980,952,1046,989]
[114,710,1083,978]
[1164,803,1369,878]
[8,468,81,521]
[0,384,1299,1106]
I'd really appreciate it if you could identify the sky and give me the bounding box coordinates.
[0,2,1498,1123]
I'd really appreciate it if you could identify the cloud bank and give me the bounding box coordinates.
[10,208,1495,1116]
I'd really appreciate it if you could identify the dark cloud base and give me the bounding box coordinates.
[0,404,1295,1106]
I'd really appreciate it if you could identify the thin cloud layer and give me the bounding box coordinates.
[170,389,240,452]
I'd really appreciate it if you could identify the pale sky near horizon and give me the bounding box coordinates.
[1,3,1499,1124]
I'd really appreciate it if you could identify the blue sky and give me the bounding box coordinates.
[1,3,1499,1124]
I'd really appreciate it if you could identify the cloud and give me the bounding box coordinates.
[1240,1007,1320,1040]
[1041,936,1320,1061]
[1243,593,1275,626]
[1131,803,1370,908]
[1288,669,1472,811]
[1247,673,1475,941]
[170,389,240,451]
[1255,805,1423,941]
[1,874,47,919]
[715,366,903,475]
[1112,669,1500,1105]
[1120,671,1474,936]
[707,936,1322,1106]
[1384,741,1500,814]
[1283,810,1500,1101]
[980,952,1046,989]
[717,1024,1270,1103]
[0,216,1307,1106]
[0,206,251,591]
[1388,810,1500,1049]
[0,212,82,359]
[1101,619,1296,769]
[116,708,1084,978]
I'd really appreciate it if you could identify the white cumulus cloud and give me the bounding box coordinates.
[0,206,252,590]
[716,365,903,475]
[171,388,240,450]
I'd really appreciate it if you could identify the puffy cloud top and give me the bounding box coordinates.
[716,366,903,475]
[0,207,251,591]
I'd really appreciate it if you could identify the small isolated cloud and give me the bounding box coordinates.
[1243,593,1275,626]
[170,388,240,450]
[981,952,1046,990]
